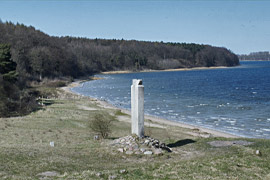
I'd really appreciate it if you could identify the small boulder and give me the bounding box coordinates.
[134,151,142,155]
[160,143,166,148]
[96,172,103,177]
[153,148,163,155]
[49,141,54,147]
[144,139,150,144]
[119,169,127,174]
[125,150,133,155]
[94,135,100,140]
[144,151,153,155]
[255,150,262,156]
[117,148,124,153]
[109,175,117,179]
[140,148,146,152]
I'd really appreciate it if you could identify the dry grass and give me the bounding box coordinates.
[0,87,269,179]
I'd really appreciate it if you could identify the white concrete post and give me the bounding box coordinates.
[131,79,144,137]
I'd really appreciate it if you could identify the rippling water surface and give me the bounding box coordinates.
[72,61,270,138]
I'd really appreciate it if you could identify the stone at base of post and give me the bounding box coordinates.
[131,79,144,137]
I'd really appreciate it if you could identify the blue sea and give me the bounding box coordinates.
[72,61,270,139]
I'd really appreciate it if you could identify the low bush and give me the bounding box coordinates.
[89,114,114,139]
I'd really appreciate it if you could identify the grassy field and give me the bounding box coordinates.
[0,87,270,179]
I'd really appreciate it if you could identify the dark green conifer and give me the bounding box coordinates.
[0,44,17,82]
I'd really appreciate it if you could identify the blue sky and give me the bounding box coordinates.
[0,0,269,54]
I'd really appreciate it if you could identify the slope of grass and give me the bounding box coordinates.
[0,87,269,179]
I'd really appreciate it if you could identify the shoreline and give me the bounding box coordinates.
[62,80,240,139]
[101,66,228,74]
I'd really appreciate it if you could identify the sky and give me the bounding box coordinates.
[0,0,269,54]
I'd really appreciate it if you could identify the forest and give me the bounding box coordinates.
[0,21,239,117]
[0,21,239,80]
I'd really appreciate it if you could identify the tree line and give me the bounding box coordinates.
[0,21,239,81]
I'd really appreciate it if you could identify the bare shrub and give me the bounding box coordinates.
[90,114,114,139]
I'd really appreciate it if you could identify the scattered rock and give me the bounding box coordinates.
[119,169,127,174]
[49,141,54,147]
[125,150,133,155]
[162,146,172,153]
[111,135,172,156]
[134,151,142,155]
[109,175,117,179]
[94,135,100,140]
[144,151,153,155]
[255,150,262,156]
[144,139,150,144]
[96,172,103,177]
[140,148,146,152]
[153,148,163,155]
[117,148,124,153]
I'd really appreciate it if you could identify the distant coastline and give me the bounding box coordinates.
[240,60,270,61]
[238,51,270,61]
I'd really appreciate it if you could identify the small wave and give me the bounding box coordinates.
[262,129,270,132]
[227,120,236,123]
[218,104,226,107]
[210,116,220,120]
[230,127,244,131]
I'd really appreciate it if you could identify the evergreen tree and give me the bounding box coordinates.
[0,44,19,117]
[0,44,17,82]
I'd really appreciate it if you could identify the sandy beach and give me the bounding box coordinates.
[101,66,228,74]
[62,79,239,139]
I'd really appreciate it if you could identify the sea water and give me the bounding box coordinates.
[72,61,270,139]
